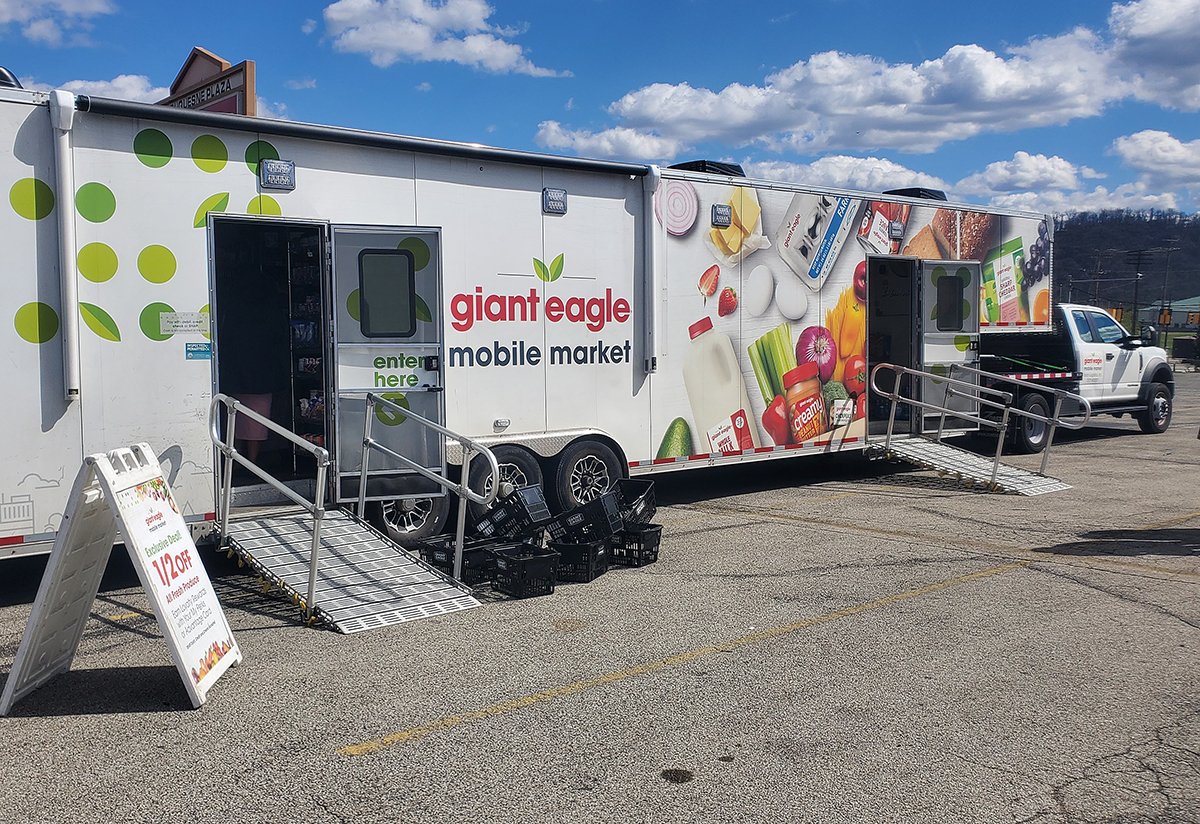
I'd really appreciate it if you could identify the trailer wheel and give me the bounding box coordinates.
[1013,393,1050,454]
[466,445,544,522]
[1136,382,1172,434]
[371,496,450,546]
[552,440,622,511]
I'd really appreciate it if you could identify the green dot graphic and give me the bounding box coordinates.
[14,302,59,343]
[78,242,118,283]
[244,140,280,175]
[346,288,361,322]
[398,237,431,271]
[134,128,172,168]
[140,302,175,341]
[138,245,177,284]
[249,195,282,216]
[200,303,211,340]
[192,135,228,173]
[10,178,54,220]
[954,334,971,352]
[76,182,116,223]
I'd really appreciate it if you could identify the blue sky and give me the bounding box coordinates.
[4,0,1199,214]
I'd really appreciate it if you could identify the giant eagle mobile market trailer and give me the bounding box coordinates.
[3,79,1077,574]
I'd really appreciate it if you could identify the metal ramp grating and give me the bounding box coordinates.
[868,437,1072,496]
[225,508,479,633]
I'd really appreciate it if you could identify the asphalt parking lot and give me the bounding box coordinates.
[2,374,1198,824]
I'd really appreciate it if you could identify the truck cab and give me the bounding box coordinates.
[980,303,1174,452]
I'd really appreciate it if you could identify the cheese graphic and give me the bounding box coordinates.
[712,222,745,255]
[729,187,760,233]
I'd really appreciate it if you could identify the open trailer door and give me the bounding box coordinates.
[919,260,982,433]
[329,226,446,503]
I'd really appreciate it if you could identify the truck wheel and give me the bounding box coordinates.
[1013,393,1050,454]
[1136,382,1172,434]
[466,445,544,522]
[370,496,450,546]
[552,440,623,511]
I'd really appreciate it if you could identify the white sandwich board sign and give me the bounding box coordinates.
[0,444,240,715]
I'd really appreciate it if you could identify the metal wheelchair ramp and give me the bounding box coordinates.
[225,508,479,634]
[868,436,1071,496]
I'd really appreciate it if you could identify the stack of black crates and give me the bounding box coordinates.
[416,478,662,599]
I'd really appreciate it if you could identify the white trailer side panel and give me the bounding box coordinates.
[1,95,85,543]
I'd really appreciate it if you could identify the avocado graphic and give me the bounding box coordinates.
[656,417,694,459]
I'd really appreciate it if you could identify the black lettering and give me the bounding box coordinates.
[448,347,475,367]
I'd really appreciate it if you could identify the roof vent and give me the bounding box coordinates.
[883,187,947,201]
[0,67,22,89]
[668,160,745,177]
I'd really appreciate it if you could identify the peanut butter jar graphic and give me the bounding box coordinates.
[683,317,761,454]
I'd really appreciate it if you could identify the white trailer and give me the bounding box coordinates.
[2,81,1066,565]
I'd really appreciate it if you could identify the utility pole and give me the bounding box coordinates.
[1124,249,1151,334]
[1159,242,1180,347]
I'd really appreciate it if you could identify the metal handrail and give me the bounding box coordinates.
[869,362,1090,486]
[948,363,1092,470]
[208,393,330,622]
[357,392,500,581]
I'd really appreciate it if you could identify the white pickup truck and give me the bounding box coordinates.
[979,303,1174,452]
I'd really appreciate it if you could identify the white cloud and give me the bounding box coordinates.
[1109,0,1200,109]
[1111,130,1200,204]
[592,28,1117,156]
[986,182,1176,214]
[24,74,169,102]
[286,78,318,90]
[0,0,114,46]
[564,97,574,111]
[535,120,686,161]
[955,152,1101,196]
[322,0,567,77]
[301,17,317,34]
[415,81,432,92]
[256,97,289,120]
[743,156,948,193]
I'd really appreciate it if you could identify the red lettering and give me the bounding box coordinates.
[447,284,632,333]
[545,296,564,322]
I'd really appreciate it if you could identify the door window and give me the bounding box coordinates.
[1071,310,1095,342]
[935,274,965,331]
[358,249,416,337]
[1088,311,1127,344]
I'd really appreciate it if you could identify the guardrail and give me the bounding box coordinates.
[209,393,330,622]
[869,363,1092,485]
[358,393,500,581]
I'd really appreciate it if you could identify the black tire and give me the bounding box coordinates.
[552,439,623,511]
[466,444,544,522]
[1013,392,1050,454]
[370,495,450,546]
[1136,382,1172,434]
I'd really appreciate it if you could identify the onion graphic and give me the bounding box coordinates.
[655,180,699,236]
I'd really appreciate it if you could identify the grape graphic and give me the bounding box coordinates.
[191,135,228,173]
[1026,219,1049,286]
[134,129,172,168]
[14,302,59,343]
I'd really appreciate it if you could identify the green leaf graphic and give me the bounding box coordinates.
[415,295,432,323]
[194,192,229,228]
[79,302,121,341]
[548,253,564,281]
[533,257,549,282]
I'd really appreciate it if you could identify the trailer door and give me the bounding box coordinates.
[330,226,445,503]
[919,260,981,433]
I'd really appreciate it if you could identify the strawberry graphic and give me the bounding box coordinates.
[698,265,719,300]
[717,286,737,317]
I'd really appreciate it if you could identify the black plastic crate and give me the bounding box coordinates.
[418,536,498,587]
[550,539,608,583]
[612,478,656,526]
[609,523,662,567]
[493,543,560,598]
[474,485,553,539]
[546,490,623,542]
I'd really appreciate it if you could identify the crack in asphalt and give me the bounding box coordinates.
[1026,564,1200,632]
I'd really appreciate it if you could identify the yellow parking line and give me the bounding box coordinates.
[102,611,144,621]
[338,559,1028,757]
[1141,510,1200,531]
